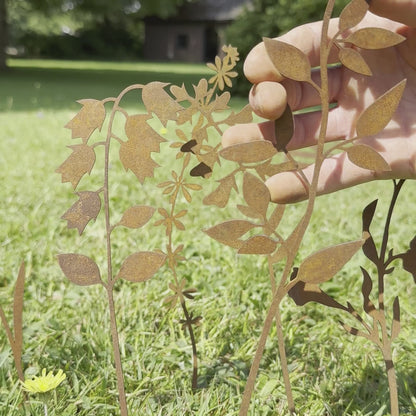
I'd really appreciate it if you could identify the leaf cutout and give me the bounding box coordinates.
[362,200,379,265]
[220,140,277,163]
[181,139,197,153]
[339,0,369,31]
[255,160,297,179]
[58,254,101,286]
[13,262,25,361]
[263,37,312,82]
[120,115,166,183]
[118,205,155,229]
[345,28,405,50]
[356,79,406,138]
[274,105,294,151]
[266,204,285,235]
[288,281,348,311]
[170,83,189,101]
[361,267,378,317]
[204,220,256,244]
[56,144,96,189]
[339,48,372,76]
[65,99,106,140]
[62,191,101,235]
[237,204,263,219]
[391,296,400,341]
[117,251,166,282]
[203,174,237,208]
[341,322,369,339]
[238,236,277,255]
[142,82,183,126]
[243,172,270,218]
[347,144,391,172]
[297,238,366,284]
[400,235,416,283]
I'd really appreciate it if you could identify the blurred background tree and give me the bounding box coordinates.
[226,0,349,94]
[3,0,194,68]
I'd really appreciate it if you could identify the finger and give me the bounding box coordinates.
[250,66,342,119]
[265,139,416,204]
[244,20,341,84]
[369,0,416,27]
[222,106,354,150]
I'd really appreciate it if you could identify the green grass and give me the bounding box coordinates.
[0,59,415,415]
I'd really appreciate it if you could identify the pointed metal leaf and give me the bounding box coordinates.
[347,144,391,172]
[356,80,406,138]
[238,235,277,255]
[274,104,294,151]
[58,254,101,286]
[263,37,312,82]
[119,205,155,229]
[339,48,372,76]
[243,172,270,218]
[204,220,256,244]
[345,28,405,50]
[117,251,166,283]
[220,140,277,163]
[297,238,366,284]
[361,267,378,317]
[203,174,237,208]
[339,0,369,31]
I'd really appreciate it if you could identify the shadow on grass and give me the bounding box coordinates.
[0,61,213,112]
[329,364,416,415]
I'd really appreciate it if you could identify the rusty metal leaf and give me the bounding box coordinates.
[274,105,294,151]
[238,236,278,255]
[345,28,405,50]
[356,80,406,138]
[347,144,391,172]
[288,280,348,311]
[220,140,277,164]
[65,99,106,140]
[118,205,155,229]
[190,162,212,178]
[266,204,285,234]
[391,296,401,341]
[400,236,416,283]
[237,204,263,220]
[243,172,270,218]
[204,220,256,245]
[117,251,167,282]
[256,161,297,179]
[58,253,102,286]
[362,199,379,264]
[203,174,237,208]
[142,82,183,126]
[338,0,369,31]
[361,267,378,317]
[263,37,312,82]
[170,83,189,101]
[13,262,25,359]
[62,191,101,235]
[56,144,96,190]
[339,48,372,76]
[297,238,366,284]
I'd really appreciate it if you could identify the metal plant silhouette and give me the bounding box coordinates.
[57,46,250,413]
[0,262,26,383]
[203,0,412,414]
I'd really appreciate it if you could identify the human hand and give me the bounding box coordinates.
[222,1,416,203]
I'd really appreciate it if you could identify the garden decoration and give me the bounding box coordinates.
[0,262,25,384]
[203,0,413,415]
[56,46,250,414]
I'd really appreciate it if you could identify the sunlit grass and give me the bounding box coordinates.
[0,60,415,415]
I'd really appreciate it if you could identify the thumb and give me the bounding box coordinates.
[369,0,416,27]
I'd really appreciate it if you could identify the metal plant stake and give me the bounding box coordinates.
[57,46,250,413]
[0,261,26,383]
[203,0,409,414]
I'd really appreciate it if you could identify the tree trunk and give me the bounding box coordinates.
[0,0,8,70]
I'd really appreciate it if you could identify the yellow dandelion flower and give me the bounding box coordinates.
[21,369,66,394]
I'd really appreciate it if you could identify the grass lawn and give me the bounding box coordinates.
[0,59,415,415]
